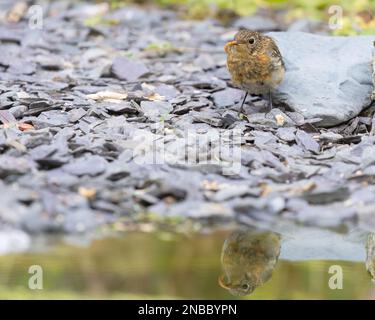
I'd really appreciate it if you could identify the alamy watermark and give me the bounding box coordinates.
[328,5,343,30]
[5,4,44,29]
[328,265,343,290]
[27,5,44,30]
[130,127,242,176]
[28,265,43,290]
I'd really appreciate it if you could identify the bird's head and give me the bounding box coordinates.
[218,273,257,296]
[224,29,265,57]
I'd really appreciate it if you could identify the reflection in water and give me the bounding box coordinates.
[366,234,375,280]
[0,229,374,299]
[219,228,281,296]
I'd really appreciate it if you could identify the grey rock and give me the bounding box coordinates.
[319,132,343,142]
[173,98,210,115]
[234,15,279,32]
[154,84,180,100]
[252,130,277,146]
[34,55,66,71]
[0,156,35,178]
[9,105,28,118]
[212,184,251,201]
[268,32,374,127]
[68,108,87,122]
[63,208,98,233]
[8,61,36,75]
[150,201,233,219]
[62,155,108,176]
[194,54,218,70]
[302,186,350,204]
[33,111,70,129]
[287,19,326,34]
[212,88,243,108]
[295,130,320,154]
[46,170,79,187]
[0,109,17,124]
[140,101,173,121]
[29,144,58,161]
[105,102,138,114]
[192,112,223,127]
[276,127,296,142]
[111,56,150,81]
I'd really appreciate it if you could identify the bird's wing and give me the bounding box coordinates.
[266,38,285,70]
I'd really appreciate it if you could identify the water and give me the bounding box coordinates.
[0,226,374,299]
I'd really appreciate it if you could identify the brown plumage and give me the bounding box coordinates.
[224,29,285,113]
[218,228,281,296]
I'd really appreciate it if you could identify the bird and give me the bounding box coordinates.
[224,29,285,115]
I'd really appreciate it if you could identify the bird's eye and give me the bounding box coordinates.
[241,283,250,291]
[248,37,255,44]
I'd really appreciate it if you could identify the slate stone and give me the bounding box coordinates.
[32,111,70,129]
[68,108,87,122]
[276,127,296,142]
[287,19,326,33]
[9,105,27,118]
[29,144,57,161]
[34,55,66,71]
[62,155,108,176]
[212,185,251,201]
[302,186,350,204]
[212,88,243,108]
[173,98,210,115]
[295,130,320,154]
[269,32,374,127]
[8,61,36,75]
[111,56,150,81]
[234,15,279,32]
[154,84,179,100]
[105,102,138,114]
[140,101,173,121]
[0,156,35,178]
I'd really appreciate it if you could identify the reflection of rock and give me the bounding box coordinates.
[219,228,281,296]
[0,229,30,255]
[372,41,375,100]
[268,32,374,127]
[366,233,375,280]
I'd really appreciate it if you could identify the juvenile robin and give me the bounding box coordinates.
[224,29,285,114]
[218,228,281,296]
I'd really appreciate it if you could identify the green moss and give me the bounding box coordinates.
[84,15,120,27]
[145,42,175,52]
[103,0,375,35]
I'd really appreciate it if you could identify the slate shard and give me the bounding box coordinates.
[269,32,374,127]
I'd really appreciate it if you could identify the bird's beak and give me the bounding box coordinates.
[218,275,232,290]
[224,40,237,53]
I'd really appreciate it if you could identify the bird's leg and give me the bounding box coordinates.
[263,89,273,117]
[268,89,273,112]
[239,92,248,115]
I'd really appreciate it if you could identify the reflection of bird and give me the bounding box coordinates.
[219,228,281,296]
[224,29,285,114]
